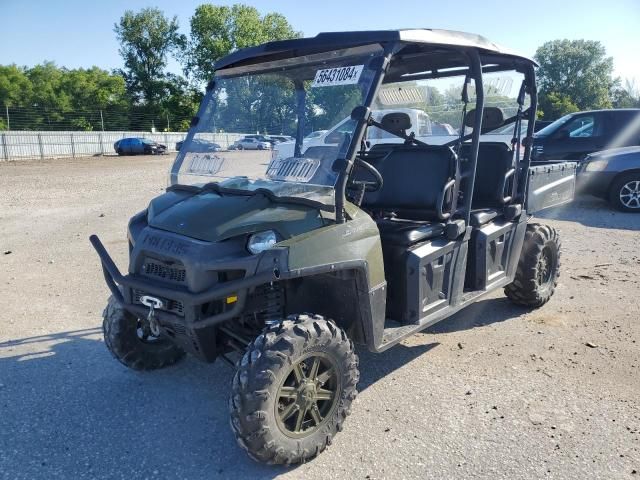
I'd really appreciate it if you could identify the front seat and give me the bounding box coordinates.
[361,127,458,245]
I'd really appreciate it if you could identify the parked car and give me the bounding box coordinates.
[532,109,640,162]
[243,134,278,146]
[274,108,432,159]
[578,146,640,212]
[176,139,222,152]
[114,137,167,155]
[232,137,271,150]
[304,130,328,140]
[533,120,553,132]
[269,135,295,143]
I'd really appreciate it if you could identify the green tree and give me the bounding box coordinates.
[114,8,185,107]
[612,79,640,108]
[534,39,616,118]
[538,91,580,119]
[184,4,301,83]
[0,65,33,107]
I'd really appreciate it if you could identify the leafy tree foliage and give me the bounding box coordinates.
[114,8,185,107]
[612,79,640,109]
[0,65,32,107]
[0,63,129,130]
[184,4,301,83]
[535,39,616,119]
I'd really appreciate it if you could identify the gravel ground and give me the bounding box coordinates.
[1,155,639,480]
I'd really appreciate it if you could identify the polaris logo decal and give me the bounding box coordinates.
[142,234,190,255]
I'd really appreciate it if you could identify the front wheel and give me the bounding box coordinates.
[505,224,561,308]
[230,315,359,465]
[608,172,640,212]
[102,296,185,370]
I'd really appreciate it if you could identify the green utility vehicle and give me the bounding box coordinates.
[91,29,576,464]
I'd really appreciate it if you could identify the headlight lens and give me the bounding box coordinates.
[585,159,609,172]
[247,230,277,254]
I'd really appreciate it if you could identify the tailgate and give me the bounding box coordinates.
[526,161,578,213]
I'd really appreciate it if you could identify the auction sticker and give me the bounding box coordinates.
[312,65,364,87]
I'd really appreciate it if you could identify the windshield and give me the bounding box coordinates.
[535,114,572,137]
[170,45,383,206]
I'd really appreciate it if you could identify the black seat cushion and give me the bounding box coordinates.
[376,218,445,246]
[459,142,514,208]
[362,145,456,221]
[470,208,499,227]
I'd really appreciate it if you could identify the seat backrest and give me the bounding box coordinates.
[361,145,456,220]
[460,142,514,208]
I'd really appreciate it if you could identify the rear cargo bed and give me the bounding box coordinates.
[526,161,578,213]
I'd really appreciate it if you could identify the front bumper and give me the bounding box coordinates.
[576,170,616,198]
[89,234,286,330]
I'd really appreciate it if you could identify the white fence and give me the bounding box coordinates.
[0,131,248,161]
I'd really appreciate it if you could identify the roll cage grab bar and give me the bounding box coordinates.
[335,45,537,224]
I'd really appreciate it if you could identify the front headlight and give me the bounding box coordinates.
[585,159,609,172]
[247,230,277,254]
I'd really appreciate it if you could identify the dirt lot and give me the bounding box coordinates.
[1,155,639,479]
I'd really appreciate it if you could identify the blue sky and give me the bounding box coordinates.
[3,0,639,83]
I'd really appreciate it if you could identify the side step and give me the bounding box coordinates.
[376,276,516,353]
[380,319,421,349]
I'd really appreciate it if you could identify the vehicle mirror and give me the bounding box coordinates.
[351,106,371,122]
[464,107,504,130]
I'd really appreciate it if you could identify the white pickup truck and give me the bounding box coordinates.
[274,108,434,160]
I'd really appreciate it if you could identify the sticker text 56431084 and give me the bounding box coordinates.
[311,65,364,88]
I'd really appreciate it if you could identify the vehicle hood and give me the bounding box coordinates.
[587,146,640,160]
[146,189,326,242]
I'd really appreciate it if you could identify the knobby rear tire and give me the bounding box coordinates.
[505,223,561,308]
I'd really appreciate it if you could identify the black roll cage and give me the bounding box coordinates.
[334,43,537,223]
[200,37,538,222]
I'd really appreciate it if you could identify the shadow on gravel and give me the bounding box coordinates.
[426,296,526,334]
[0,328,285,479]
[357,342,439,391]
[0,326,442,479]
[536,194,640,231]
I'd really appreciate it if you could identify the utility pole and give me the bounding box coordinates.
[5,105,9,130]
[166,113,170,132]
[100,110,105,131]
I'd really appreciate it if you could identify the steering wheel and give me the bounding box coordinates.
[347,158,383,193]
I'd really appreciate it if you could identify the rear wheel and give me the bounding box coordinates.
[608,172,640,212]
[505,224,561,308]
[230,315,359,465]
[102,296,185,370]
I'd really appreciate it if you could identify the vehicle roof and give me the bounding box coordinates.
[566,108,640,115]
[214,29,535,71]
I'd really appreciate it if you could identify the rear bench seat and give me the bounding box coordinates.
[459,142,516,226]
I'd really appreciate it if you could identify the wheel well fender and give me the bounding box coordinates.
[608,169,640,194]
[280,266,382,346]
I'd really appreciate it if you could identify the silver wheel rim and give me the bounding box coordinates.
[620,180,640,209]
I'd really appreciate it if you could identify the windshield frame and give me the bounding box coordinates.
[169,43,387,210]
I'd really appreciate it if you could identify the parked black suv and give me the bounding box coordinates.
[532,109,640,161]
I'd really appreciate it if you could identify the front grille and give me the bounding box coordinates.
[133,289,184,316]
[142,259,186,283]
